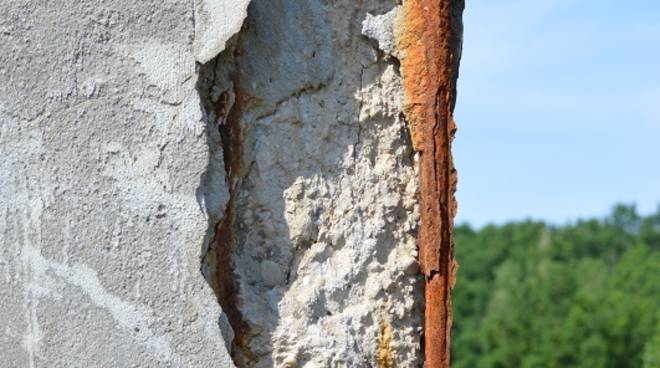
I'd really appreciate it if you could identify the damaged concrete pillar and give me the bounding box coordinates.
[1,0,462,366]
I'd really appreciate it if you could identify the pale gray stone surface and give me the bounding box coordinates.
[0,0,240,367]
[200,0,423,366]
[193,0,251,64]
[362,6,402,58]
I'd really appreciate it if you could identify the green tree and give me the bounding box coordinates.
[452,205,660,368]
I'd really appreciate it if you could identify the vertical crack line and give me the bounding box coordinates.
[197,42,250,365]
[212,68,249,359]
[398,0,464,367]
[354,64,366,166]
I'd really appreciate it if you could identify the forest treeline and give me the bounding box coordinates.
[452,205,660,368]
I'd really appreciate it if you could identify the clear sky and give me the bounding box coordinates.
[454,0,660,227]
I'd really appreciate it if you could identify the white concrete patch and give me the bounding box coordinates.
[362,6,402,58]
[193,0,252,63]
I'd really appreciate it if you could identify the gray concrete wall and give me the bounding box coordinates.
[1,1,424,367]
[0,0,245,366]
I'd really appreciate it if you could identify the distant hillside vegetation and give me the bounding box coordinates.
[453,205,660,368]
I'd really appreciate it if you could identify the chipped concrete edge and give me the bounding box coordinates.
[192,0,464,365]
[192,0,252,362]
[193,0,252,64]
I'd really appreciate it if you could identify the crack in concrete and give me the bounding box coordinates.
[198,45,252,363]
[194,1,434,365]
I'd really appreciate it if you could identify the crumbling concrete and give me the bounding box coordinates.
[1,0,462,367]
[197,1,424,366]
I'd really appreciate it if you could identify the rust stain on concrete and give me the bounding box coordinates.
[205,69,252,359]
[397,0,463,366]
[377,317,396,368]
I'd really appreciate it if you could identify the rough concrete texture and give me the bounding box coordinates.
[0,1,239,367]
[1,0,462,367]
[193,0,251,64]
[197,1,423,366]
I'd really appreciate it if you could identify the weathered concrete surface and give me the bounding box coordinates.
[0,0,243,366]
[193,0,251,64]
[199,1,424,366]
[1,0,463,366]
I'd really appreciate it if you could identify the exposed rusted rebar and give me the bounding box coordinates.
[398,0,463,366]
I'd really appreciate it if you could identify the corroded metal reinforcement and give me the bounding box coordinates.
[205,75,250,351]
[199,49,253,363]
[398,0,463,366]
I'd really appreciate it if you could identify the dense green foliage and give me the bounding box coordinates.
[452,205,660,368]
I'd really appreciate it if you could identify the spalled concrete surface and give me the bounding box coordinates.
[198,1,423,366]
[1,0,459,366]
[0,1,240,366]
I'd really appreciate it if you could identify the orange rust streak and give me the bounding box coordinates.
[209,73,250,354]
[399,0,461,366]
[425,273,452,368]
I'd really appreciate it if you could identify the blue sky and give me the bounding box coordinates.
[454,0,660,226]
